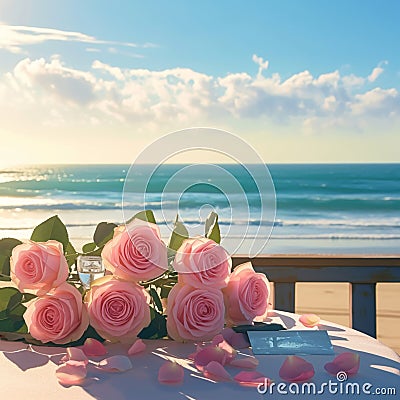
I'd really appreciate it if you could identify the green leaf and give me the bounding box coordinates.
[30,215,69,251]
[82,242,97,253]
[65,241,78,267]
[127,210,156,224]
[205,211,221,244]
[0,317,26,332]
[8,303,26,320]
[7,290,23,311]
[0,287,26,332]
[82,247,103,257]
[168,216,189,252]
[16,322,28,334]
[149,287,163,313]
[21,293,36,303]
[160,284,174,299]
[138,307,167,339]
[0,238,22,281]
[93,222,117,247]
[0,287,21,313]
[57,325,104,347]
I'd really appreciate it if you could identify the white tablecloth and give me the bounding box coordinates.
[1,311,399,399]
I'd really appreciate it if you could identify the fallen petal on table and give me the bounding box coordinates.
[97,355,132,372]
[158,361,184,385]
[194,345,229,369]
[128,338,146,355]
[82,338,107,356]
[324,352,360,376]
[56,360,87,386]
[299,313,321,328]
[279,355,315,382]
[61,347,88,365]
[203,361,232,381]
[234,370,271,388]
[221,327,250,349]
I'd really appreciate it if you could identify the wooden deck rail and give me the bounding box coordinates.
[231,255,400,338]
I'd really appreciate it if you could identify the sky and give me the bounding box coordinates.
[0,0,399,165]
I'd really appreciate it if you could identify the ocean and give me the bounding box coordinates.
[0,163,399,255]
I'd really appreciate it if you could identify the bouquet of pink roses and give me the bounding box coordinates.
[0,212,271,346]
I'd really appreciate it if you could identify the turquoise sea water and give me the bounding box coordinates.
[0,164,399,254]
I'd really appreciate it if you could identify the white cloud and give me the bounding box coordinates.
[367,61,388,83]
[322,95,337,112]
[368,67,384,82]
[252,54,269,77]
[13,57,97,104]
[342,74,365,87]
[0,55,398,136]
[92,60,125,81]
[351,87,399,116]
[0,23,155,54]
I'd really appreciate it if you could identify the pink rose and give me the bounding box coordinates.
[223,262,270,326]
[10,240,69,295]
[174,237,231,289]
[24,282,89,344]
[102,219,168,282]
[85,276,151,343]
[167,283,225,342]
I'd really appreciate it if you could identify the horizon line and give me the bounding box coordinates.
[3,161,400,168]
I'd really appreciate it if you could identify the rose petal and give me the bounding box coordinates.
[194,346,228,368]
[299,314,321,328]
[56,361,87,386]
[229,356,259,369]
[128,339,146,355]
[324,362,342,375]
[203,361,232,381]
[217,339,237,362]
[188,344,206,360]
[97,355,132,372]
[279,355,315,382]
[221,327,250,349]
[221,327,235,342]
[61,347,88,365]
[231,334,250,349]
[211,334,224,345]
[234,371,271,388]
[158,361,184,385]
[324,352,360,376]
[82,338,107,356]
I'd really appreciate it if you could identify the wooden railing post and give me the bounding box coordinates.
[274,282,295,313]
[350,283,377,337]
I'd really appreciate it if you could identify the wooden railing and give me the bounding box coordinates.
[231,255,400,338]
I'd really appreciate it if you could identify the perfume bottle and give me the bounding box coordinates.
[77,255,105,289]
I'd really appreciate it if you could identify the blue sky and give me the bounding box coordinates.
[0,0,399,164]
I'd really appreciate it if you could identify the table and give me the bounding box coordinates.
[1,311,399,399]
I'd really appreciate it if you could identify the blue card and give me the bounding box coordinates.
[248,330,334,355]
